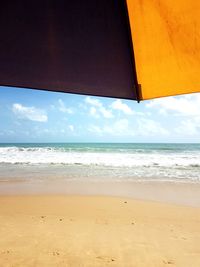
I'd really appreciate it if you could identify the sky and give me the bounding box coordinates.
[0,86,200,143]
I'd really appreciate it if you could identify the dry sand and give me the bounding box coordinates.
[0,195,200,267]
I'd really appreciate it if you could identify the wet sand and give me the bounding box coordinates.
[0,181,200,266]
[1,179,200,207]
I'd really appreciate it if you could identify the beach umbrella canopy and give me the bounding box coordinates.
[0,0,200,101]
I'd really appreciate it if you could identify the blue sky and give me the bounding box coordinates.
[0,86,200,143]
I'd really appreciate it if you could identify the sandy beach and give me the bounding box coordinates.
[0,184,200,267]
[1,142,200,266]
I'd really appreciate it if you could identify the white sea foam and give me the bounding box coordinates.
[0,145,200,181]
[0,146,199,166]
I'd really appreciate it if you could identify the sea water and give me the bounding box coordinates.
[0,143,200,183]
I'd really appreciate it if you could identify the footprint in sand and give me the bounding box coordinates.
[53,252,60,256]
[1,250,10,254]
[182,237,187,240]
[96,256,115,263]
[163,260,174,265]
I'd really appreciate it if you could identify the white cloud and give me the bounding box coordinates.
[88,125,103,135]
[175,118,200,136]
[113,119,133,135]
[43,129,50,134]
[58,99,73,114]
[146,94,200,116]
[146,94,200,136]
[50,104,55,110]
[85,96,113,118]
[88,119,134,136]
[69,125,74,132]
[89,107,99,118]
[85,96,102,107]
[102,119,130,135]
[99,106,113,118]
[12,103,48,122]
[137,118,169,136]
[110,99,134,115]
[88,117,168,138]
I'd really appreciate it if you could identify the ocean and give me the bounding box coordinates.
[0,143,200,183]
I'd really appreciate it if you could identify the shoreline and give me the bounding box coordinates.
[0,179,200,207]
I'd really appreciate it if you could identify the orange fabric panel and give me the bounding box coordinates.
[126,0,200,100]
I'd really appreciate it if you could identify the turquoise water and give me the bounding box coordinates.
[0,143,200,182]
[1,142,200,151]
